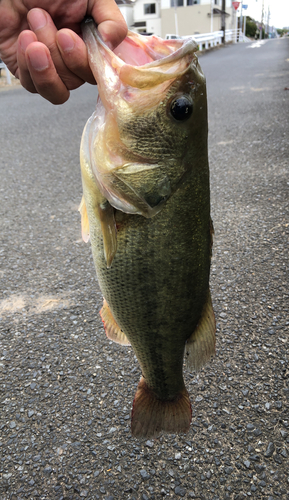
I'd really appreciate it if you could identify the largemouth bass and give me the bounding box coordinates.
[79,19,216,438]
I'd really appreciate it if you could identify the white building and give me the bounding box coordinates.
[117,0,234,37]
[163,0,234,37]
[117,0,162,36]
[116,0,135,29]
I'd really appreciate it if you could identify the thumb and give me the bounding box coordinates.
[88,0,128,49]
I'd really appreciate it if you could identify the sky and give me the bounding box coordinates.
[238,0,289,29]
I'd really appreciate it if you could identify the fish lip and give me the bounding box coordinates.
[135,37,198,70]
[82,18,198,71]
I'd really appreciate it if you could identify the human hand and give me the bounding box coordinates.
[0,0,127,104]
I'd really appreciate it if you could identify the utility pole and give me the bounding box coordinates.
[210,0,213,33]
[240,0,243,36]
[173,0,179,36]
[260,0,264,39]
[221,0,226,44]
[242,3,248,38]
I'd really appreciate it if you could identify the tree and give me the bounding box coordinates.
[245,16,257,38]
[277,28,287,37]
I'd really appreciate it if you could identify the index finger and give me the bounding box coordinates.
[88,0,128,49]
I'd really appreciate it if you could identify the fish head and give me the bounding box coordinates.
[82,19,208,217]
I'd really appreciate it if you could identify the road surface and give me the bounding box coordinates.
[0,37,288,500]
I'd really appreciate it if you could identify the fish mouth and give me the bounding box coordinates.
[82,18,198,108]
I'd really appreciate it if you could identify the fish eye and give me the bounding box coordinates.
[170,95,193,121]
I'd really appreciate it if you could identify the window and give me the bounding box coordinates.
[144,3,156,14]
[170,0,184,6]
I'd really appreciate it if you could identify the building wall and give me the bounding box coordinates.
[118,5,134,27]
[118,0,234,38]
[121,0,162,36]
[162,0,233,6]
[146,18,162,36]
[161,4,234,37]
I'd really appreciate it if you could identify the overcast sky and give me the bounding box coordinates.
[239,0,289,29]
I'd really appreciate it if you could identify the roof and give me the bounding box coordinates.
[209,8,230,17]
[115,0,135,4]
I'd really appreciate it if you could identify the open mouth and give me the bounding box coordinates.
[82,18,198,97]
[111,29,195,67]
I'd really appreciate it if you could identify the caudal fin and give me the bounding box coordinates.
[131,377,191,438]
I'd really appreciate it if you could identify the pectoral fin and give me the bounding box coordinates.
[100,299,130,346]
[185,291,216,372]
[98,201,117,268]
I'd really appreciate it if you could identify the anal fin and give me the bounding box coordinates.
[131,377,191,438]
[185,291,216,371]
[100,299,130,346]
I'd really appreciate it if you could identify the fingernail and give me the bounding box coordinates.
[98,30,113,50]
[102,37,113,51]
[57,31,75,53]
[28,9,47,31]
[28,50,49,71]
[20,37,31,53]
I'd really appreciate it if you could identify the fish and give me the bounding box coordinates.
[79,19,216,438]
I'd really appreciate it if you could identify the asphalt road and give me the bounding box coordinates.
[0,37,288,500]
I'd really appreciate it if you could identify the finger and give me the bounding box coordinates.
[27,8,84,90]
[88,0,128,49]
[17,31,38,93]
[56,29,96,85]
[25,42,70,104]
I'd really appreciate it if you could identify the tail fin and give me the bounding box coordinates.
[131,377,191,438]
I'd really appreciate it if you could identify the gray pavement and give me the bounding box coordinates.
[0,37,288,500]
